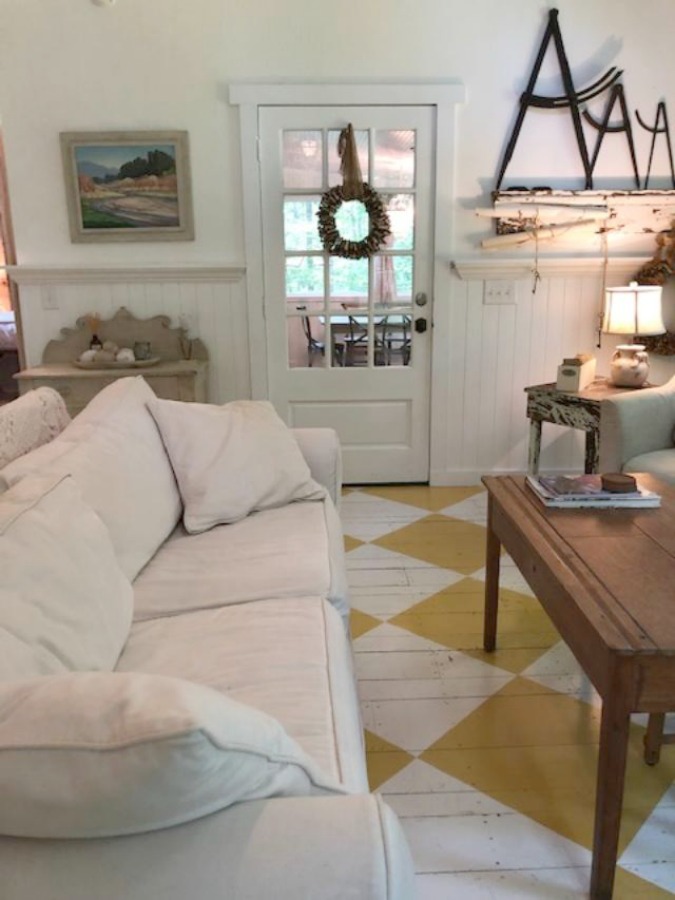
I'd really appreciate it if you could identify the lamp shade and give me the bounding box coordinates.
[602,281,665,336]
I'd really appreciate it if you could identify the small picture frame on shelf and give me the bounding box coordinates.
[60,130,194,243]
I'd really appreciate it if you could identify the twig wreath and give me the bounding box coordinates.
[317,125,391,260]
[317,183,391,259]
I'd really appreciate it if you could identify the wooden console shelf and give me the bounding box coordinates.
[15,359,208,417]
[14,306,209,416]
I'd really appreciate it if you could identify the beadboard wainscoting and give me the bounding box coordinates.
[434,258,675,484]
[9,261,675,484]
[9,266,249,406]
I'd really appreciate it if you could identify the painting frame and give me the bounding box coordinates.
[60,130,194,243]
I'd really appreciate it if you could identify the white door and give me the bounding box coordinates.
[259,105,435,483]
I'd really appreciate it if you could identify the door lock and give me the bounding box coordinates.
[414,318,428,334]
[415,292,428,307]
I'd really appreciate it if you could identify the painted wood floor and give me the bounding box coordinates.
[343,485,675,899]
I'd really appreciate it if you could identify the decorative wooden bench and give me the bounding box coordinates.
[15,307,209,417]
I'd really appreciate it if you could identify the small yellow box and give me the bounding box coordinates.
[556,355,596,392]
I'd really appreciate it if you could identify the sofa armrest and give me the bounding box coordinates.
[0,795,415,900]
[0,387,71,470]
[599,376,675,472]
[292,427,342,508]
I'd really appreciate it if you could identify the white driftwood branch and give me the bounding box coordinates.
[475,204,610,220]
[480,219,608,249]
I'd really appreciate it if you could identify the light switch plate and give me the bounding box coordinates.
[41,287,59,310]
[483,280,516,305]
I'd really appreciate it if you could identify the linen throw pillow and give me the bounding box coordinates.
[0,671,344,838]
[0,473,133,680]
[0,377,183,581]
[148,398,326,533]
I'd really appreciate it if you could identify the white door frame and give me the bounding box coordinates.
[229,81,466,482]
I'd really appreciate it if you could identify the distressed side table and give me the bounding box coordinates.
[525,379,638,474]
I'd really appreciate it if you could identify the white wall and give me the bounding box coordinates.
[2,0,675,479]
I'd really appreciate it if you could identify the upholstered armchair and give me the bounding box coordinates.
[599,375,675,484]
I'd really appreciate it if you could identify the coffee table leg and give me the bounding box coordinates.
[591,688,631,899]
[484,495,500,652]
[644,713,665,766]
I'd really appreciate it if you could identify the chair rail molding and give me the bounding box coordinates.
[451,256,651,281]
[7,265,246,285]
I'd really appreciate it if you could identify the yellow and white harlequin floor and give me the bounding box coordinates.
[343,485,675,899]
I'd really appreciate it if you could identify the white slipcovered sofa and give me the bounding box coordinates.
[599,373,675,484]
[0,378,414,900]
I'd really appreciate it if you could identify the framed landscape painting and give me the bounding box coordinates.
[60,130,194,242]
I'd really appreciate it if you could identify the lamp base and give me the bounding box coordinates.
[609,343,650,388]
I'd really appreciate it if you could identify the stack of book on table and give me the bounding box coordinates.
[526,473,661,508]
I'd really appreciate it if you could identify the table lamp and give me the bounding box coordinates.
[602,281,665,387]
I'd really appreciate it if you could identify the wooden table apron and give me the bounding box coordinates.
[482,474,675,900]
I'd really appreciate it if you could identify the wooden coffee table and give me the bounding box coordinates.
[482,474,675,900]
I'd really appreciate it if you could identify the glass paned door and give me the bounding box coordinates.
[260,106,434,483]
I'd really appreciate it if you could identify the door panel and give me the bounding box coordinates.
[260,105,434,483]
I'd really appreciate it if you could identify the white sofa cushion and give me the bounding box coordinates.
[132,498,350,622]
[0,387,70,471]
[147,398,325,533]
[0,474,132,680]
[0,378,182,580]
[0,672,343,839]
[0,796,416,900]
[117,597,368,793]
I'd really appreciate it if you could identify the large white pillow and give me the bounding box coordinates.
[0,671,343,838]
[0,474,133,680]
[148,398,325,533]
[0,377,182,580]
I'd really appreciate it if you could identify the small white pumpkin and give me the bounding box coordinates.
[78,349,97,363]
[116,347,135,364]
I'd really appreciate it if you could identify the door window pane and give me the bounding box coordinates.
[373,130,415,188]
[285,256,324,302]
[284,197,322,251]
[328,129,369,184]
[330,313,370,368]
[283,131,323,189]
[288,314,327,369]
[387,194,414,250]
[373,255,398,307]
[375,315,412,367]
[329,256,368,308]
[393,256,413,302]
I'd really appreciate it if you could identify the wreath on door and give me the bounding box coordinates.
[317,125,391,260]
